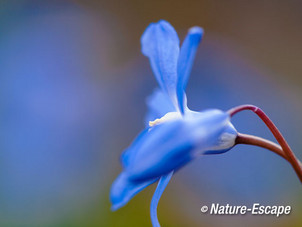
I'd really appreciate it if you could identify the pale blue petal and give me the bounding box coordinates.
[127,120,193,182]
[128,110,235,182]
[121,128,150,168]
[203,123,237,154]
[177,27,203,113]
[145,89,176,126]
[150,172,173,227]
[110,172,157,211]
[141,20,180,105]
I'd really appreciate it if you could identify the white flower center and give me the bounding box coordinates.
[149,112,182,127]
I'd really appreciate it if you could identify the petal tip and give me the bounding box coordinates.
[189,26,204,35]
[157,19,169,25]
[111,203,122,211]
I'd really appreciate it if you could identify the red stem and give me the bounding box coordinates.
[228,104,302,183]
[235,133,288,161]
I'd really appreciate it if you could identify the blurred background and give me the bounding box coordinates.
[0,0,302,226]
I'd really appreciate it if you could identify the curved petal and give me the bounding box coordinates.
[110,172,157,211]
[177,27,203,113]
[127,120,193,182]
[150,172,173,227]
[141,20,180,107]
[145,89,176,126]
[127,110,236,182]
[203,122,237,154]
[121,128,150,168]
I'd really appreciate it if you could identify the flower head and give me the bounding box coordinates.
[110,20,237,225]
[110,20,302,227]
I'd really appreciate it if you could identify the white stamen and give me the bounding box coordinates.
[149,112,182,127]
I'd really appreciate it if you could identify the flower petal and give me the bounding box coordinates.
[127,110,236,182]
[177,27,203,113]
[121,128,150,168]
[145,89,176,125]
[127,120,193,182]
[110,172,157,211]
[141,20,180,107]
[150,171,173,227]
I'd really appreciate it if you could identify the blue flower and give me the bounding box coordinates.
[110,19,302,227]
[110,20,238,226]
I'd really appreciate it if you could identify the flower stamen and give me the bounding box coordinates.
[149,112,181,127]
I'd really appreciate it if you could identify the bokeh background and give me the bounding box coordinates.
[1,0,302,226]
